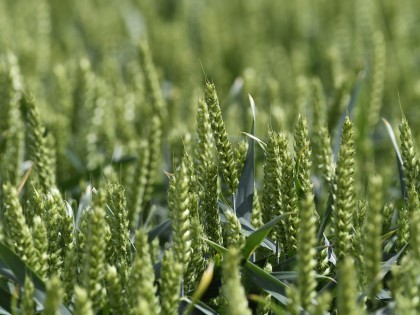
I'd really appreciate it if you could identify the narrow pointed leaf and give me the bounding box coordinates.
[242,213,291,259]
[243,261,289,305]
[235,95,256,221]
[382,118,405,199]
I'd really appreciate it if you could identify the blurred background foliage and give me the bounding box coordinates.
[1,0,419,198]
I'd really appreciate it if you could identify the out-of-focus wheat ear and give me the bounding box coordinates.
[337,257,366,315]
[221,247,252,315]
[20,94,56,192]
[127,229,160,315]
[251,185,263,229]
[223,210,245,252]
[391,253,420,314]
[106,265,126,315]
[44,276,63,315]
[139,39,167,123]
[73,286,94,315]
[127,140,150,229]
[367,31,386,130]
[21,276,35,315]
[364,174,383,298]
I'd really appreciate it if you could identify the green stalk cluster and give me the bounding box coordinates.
[332,116,356,262]
[204,81,238,195]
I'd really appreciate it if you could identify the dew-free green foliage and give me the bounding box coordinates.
[0,1,420,314]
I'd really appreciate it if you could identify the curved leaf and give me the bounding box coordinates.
[242,213,291,259]
[0,242,71,314]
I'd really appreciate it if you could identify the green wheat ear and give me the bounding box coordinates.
[73,286,94,315]
[127,229,160,315]
[296,192,318,312]
[332,116,356,262]
[399,117,419,200]
[262,130,283,241]
[279,134,299,255]
[44,276,63,315]
[160,248,183,315]
[106,265,126,314]
[294,114,313,194]
[139,39,167,122]
[81,204,107,310]
[201,160,223,244]
[204,81,239,195]
[31,216,48,279]
[2,183,37,271]
[105,183,130,275]
[391,253,420,314]
[221,247,252,315]
[364,174,383,298]
[223,209,245,251]
[168,155,192,272]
